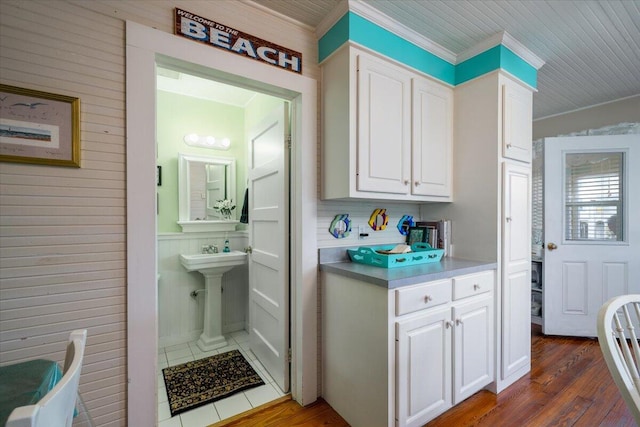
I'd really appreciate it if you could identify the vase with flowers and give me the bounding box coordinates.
[214,199,236,220]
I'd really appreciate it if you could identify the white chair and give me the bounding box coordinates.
[6,330,87,427]
[597,295,640,424]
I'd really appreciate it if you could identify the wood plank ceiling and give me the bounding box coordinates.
[250,0,640,120]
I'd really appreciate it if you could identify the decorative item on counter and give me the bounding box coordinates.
[416,220,451,256]
[375,244,412,254]
[396,215,415,235]
[406,226,428,246]
[368,208,388,231]
[214,199,236,220]
[329,214,351,239]
[348,243,444,268]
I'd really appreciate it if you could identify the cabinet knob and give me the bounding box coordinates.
[506,144,513,149]
[456,318,463,326]
[414,181,420,186]
[505,217,512,222]
[403,179,410,185]
[424,295,432,303]
[445,321,454,328]
[473,284,481,291]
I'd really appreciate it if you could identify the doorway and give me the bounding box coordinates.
[155,65,291,423]
[125,21,318,427]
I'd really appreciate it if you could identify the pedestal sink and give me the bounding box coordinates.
[180,251,247,351]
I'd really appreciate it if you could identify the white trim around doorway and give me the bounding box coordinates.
[125,21,317,426]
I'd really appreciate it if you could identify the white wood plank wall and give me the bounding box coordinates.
[0,1,319,425]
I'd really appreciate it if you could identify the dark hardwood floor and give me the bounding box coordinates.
[212,325,635,427]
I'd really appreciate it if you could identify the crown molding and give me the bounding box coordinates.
[456,32,504,64]
[501,31,545,69]
[317,0,457,64]
[317,4,544,71]
[457,31,545,69]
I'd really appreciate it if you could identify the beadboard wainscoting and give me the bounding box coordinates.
[157,232,249,348]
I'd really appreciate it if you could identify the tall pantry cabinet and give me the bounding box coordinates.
[429,70,533,392]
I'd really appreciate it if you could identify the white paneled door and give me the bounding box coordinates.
[544,134,640,337]
[248,102,290,392]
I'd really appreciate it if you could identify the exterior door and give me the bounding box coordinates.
[544,134,640,337]
[248,102,290,392]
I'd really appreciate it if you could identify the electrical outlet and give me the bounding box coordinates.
[358,225,368,239]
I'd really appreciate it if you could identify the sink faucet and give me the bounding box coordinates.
[201,244,218,254]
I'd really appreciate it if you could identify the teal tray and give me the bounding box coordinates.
[347,243,444,268]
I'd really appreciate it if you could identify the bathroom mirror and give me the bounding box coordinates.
[178,153,237,231]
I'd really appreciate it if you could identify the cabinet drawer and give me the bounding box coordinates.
[396,279,451,316]
[453,271,494,300]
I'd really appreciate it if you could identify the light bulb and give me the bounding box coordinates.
[184,133,199,143]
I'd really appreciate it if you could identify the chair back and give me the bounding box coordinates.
[597,295,640,424]
[6,330,87,427]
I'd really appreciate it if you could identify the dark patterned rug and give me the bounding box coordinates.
[162,349,264,416]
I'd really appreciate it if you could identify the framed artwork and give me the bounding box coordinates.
[0,84,80,167]
[406,226,428,246]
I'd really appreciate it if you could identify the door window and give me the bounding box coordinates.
[564,152,624,242]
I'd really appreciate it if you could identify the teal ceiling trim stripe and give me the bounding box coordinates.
[318,13,349,63]
[348,13,456,85]
[319,12,537,88]
[456,45,537,88]
[499,46,538,89]
[455,45,502,86]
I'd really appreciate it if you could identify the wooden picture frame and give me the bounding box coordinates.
[0,84,80,167]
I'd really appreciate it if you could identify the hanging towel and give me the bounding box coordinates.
[240,188,249,223]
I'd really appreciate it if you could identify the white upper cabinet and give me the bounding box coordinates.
[321,45,453,201]
[501,78,533,163]
[356,52,413,194]
[412,78,453,197]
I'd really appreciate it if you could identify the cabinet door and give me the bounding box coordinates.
[452,295,494,403]
[502,162,532,378]
[357,52,412,194]
[502,79,533,163]
[396,307,452,427]
[412,78,453,197]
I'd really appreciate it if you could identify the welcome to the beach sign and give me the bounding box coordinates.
[174,8,303,74]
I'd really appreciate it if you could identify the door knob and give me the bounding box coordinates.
[547,242,557,251]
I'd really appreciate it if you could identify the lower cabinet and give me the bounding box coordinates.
[322,269,495,427]
[396,272,494,427]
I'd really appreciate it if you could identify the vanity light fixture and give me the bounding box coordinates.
[183,133,231,150]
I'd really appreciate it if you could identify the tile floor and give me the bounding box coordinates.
[158,330,287,427]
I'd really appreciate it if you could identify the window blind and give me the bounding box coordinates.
[564,152,624,241]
